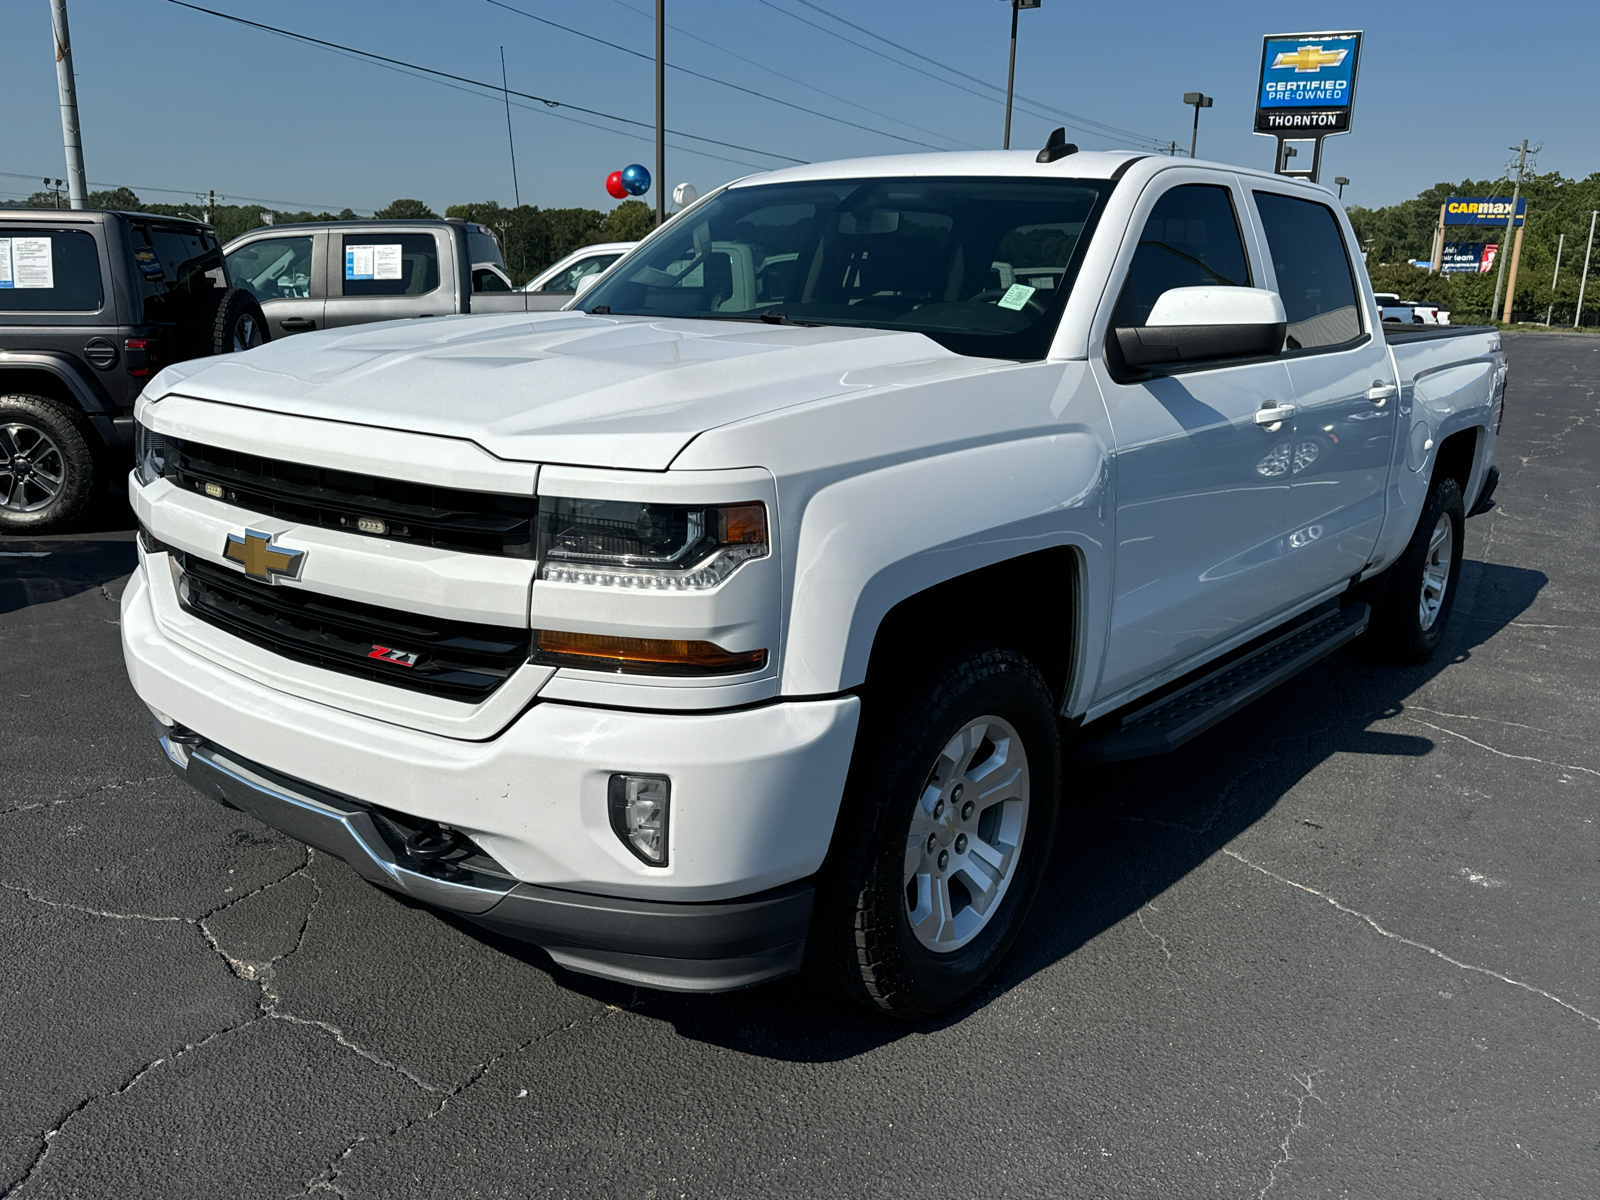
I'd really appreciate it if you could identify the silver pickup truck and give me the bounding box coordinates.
[220,219,575,339]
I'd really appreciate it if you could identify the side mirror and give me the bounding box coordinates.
[1114,287,1286,368]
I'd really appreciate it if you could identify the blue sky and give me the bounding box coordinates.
[4,0,1596,215]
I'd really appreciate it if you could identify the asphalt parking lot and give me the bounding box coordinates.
[3,331,1597,1198]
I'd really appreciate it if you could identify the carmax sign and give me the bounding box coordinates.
[1444,197,1527,227]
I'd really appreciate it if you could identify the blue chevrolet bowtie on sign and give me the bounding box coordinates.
[1255,31,1362,134]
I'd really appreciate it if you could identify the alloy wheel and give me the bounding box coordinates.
[231,313,263,352]
[904,714,1031,953]
[1418,512,1454,630]
[0,422,66,513]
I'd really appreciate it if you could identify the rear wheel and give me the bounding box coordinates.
[0,394,95,534]
[808,644,1060,1018]
[209,287,268,355]
[1366,476,1465,663]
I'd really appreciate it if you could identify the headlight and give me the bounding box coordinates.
[134,421,175,486]
[537,498,768,589]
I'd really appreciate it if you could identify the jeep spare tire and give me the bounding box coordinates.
[210,287,268,355]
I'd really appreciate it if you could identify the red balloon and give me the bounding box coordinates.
[605,171,628,200]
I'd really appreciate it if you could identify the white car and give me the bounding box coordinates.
[1375,292,1450,326]
[520,242,635,300]
[125,147,1503,1017]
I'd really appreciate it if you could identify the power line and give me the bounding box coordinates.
[165,1,806,166]
[787,0,1165,147]
[754,0,1165,151]
[483,0,946,152]
[603,0,982,151]
[0,168,374,214]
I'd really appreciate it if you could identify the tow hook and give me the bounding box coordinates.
[403,823,470,862]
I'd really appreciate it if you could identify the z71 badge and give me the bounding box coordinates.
[367,645,419,667]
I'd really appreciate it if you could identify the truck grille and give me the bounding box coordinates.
[171,437,535,558]
[178,556,530,702]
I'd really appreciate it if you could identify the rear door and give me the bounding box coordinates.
[1248,188,1398,598]
[1089,173,1302,702]
[324,229,452,329]
[224,230,324,337]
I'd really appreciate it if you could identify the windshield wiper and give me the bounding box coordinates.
[758,310,819,327]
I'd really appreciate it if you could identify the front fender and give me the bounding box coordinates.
[781,431,1112,701]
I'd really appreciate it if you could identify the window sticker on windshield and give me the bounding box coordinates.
[1,237,54,288]
[345,244,403,281]
[996,282,1035,310]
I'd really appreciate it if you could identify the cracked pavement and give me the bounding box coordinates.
[3,333,1597,1197]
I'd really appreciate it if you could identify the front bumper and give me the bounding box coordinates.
[162,732,814,991]
[122,560,861,991]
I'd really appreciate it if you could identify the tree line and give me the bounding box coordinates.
[1348,171,1600,323]
[3,187,657,288]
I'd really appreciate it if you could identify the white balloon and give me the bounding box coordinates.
[672,182,699,209]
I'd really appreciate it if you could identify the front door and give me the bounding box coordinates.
[1091,178,1303,702]
[1251,189,1398,599]
[224,232,324,337]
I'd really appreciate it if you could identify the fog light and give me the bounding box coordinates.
[204,481,224,499]
[608,774,670,866]
[357,516,387,535]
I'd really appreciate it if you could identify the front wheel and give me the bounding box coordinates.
[808,645,1060,1019]
[0,394,96,534]
[1366,476,1465,663]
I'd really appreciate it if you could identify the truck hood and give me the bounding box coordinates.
[149,312,979,469]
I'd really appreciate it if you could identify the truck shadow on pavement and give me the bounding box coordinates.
[537,557,1546,1061]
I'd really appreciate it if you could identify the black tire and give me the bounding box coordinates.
[209,287,268,356]
[808,644,1061,1019]
[0,393,96,535]
[1366,476,1465,663]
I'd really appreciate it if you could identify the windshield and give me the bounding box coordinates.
[580,176,1113,359]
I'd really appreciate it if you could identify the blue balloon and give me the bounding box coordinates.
[620,163,651,196]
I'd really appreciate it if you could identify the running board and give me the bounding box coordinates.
[1080,603,1370,762]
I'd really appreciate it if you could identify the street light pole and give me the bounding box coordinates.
[1183,92,1212,158]
[1000,0,1039,150]
[49,0,88,210]
[1545,232,1564,325]
[1334,176,1349,199]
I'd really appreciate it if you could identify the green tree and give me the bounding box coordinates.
[599,200,656,242]
[375,198,437,219]
[85,186,144,211]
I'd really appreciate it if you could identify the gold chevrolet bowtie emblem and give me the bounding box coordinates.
[223,529,305,584]
[1272,45,1348,72]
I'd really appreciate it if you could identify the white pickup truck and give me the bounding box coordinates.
[123,144,1505,1017]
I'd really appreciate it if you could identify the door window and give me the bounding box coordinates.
[130,225,226,324]
[1253,192,1363,350]
[541,253,622,293]
[340,233,439,297]
[0,229,103,312]
[226,236,314,304]
[1111,184,1251,329]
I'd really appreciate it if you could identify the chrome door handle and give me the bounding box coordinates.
[1367,381,1398,406]
[1254,401,1296,429]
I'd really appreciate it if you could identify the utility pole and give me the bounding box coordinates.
[1183,93,1212,159]
[49,0,88,209]
[1545,232,1564,325]
[206,189,215,226]
[1491,139,1528,321]
[654,0,665,227]
[1576,210,1597,330]
[500,47,521,209]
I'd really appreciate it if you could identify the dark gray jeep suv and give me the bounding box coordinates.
[0,208,266,533]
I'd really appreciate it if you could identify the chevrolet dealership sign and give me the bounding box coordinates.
[1255,31,1363,133]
